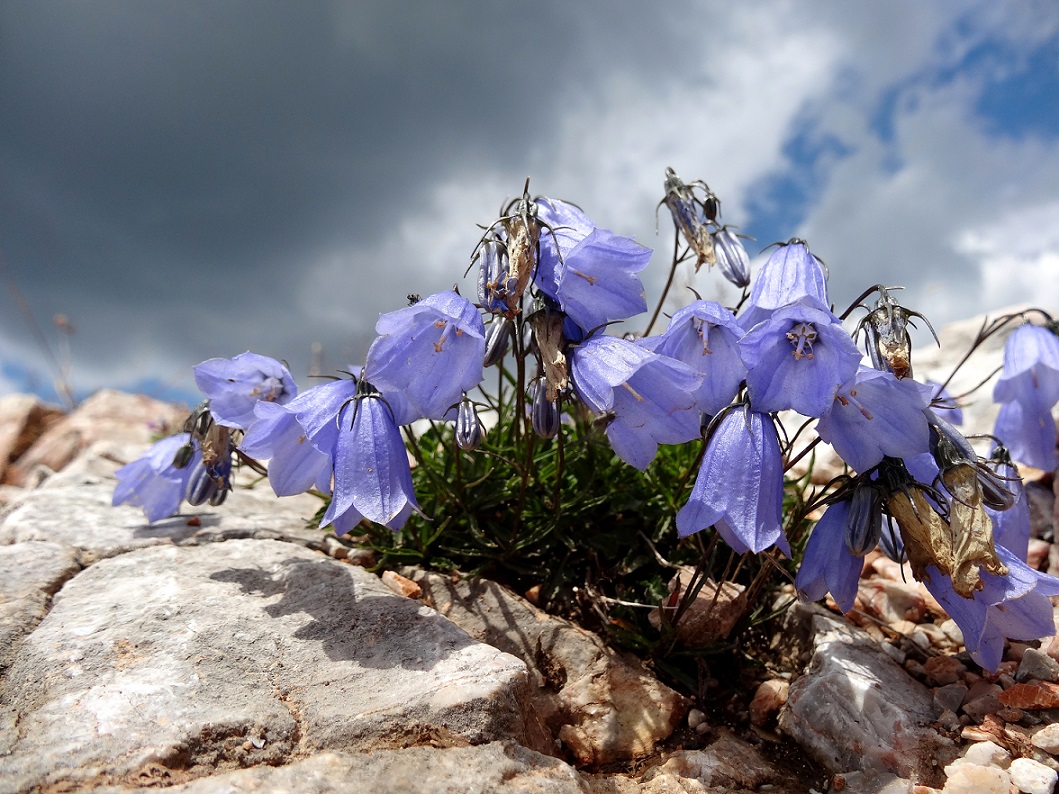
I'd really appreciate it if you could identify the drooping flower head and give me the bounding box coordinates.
[739,299,862,418]
[815,366,933,473]
[991,323,1059,471]
[739,240,828,330]
[239,398,334,498]
[993,323,1059,407]
[535,198,651,334]
[194,352,297,430]
[924,547,1059,671]
[570,335,701,470]
[642,299,746,416]
[322,381,425,534]
[113,433,201,523]
[364,290,485,421]
[795,497,862,613]
[676,406,789,555]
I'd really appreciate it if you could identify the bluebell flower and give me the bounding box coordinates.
[739,300,862,417]
[194,352,297,430]
[676,407,789,555]
[795,498,862,613]
[994,323,1059,406]
[712,227,751,289]
[536,198,651,333]
[739,241,829,330]
[924,546,1059,671]
[112,433,200,523]
[816,367,933,473]
[991,323,1059,471]
[239,400,333,497]
[322,388,425,533]
[364,290,485,421]
[642,300,746,415]
[570,335,701,470]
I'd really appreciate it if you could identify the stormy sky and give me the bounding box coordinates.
[2,1,1059,405]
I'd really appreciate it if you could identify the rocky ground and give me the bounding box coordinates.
[1,311,1059,793]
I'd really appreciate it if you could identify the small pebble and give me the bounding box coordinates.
[997,706,1025,722]
[1019,649,1059,685]
[1008,757,1057,794]
[1033,723,1059,754]
[936,709,961,732]
[381,570,423,599]
[687,708,705,729]
[924,656,966,686]
[911,630,932,650]
[934,683,969,715]
[694,721,709,735]
[749,679,789,727]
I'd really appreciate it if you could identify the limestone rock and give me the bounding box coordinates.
[0,540,80,673]
[941,762,1011,794]
[91,742,588,794]
[4,389,185,487]
[777,604,951,783]
[407,569,686,767]
[0,394,62,483]
[0,540,539,792]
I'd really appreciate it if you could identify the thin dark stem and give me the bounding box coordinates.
[643,226,683,337]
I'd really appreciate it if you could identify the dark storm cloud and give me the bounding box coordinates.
[0,0,703,398]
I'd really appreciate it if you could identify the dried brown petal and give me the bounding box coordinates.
[942,463,1008,597]
[886,487,954,584]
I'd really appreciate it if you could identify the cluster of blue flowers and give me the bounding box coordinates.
[113,170,1059,672]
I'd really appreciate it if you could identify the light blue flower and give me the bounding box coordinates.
[676,407,789,555]
[740,300,862,418]
[239,400,333,497]
[322,389,425,533]
[795,498,862,613]
[365,290,485,421]
[739,241,828,330]
[536,198,651,333]
[643,300,746,415]
[570,335,701,470]
[816,367,933,473]
[112,433,199,523]
[924,546,1059,671]
[194,351,297,430]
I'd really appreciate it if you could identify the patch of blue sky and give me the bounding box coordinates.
[971,39,1059,141]
[742,121,852,254]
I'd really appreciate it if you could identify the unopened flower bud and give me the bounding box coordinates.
[186,464,220,507]
[845,483,882,556]
[531,379,560,439]
[483,318,513,367]
[476,237,511,315]
[712,227,750,288]
[455,397,484,451]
